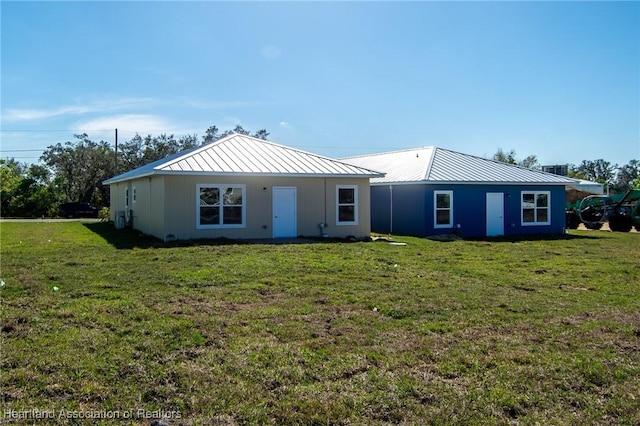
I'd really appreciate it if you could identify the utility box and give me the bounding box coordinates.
[115,210,126,229]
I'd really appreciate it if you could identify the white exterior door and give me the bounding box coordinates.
[273,187,297,238]
[486,192,504,237]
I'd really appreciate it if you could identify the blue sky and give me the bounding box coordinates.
[1,1,638,169]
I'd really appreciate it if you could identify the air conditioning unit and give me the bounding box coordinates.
[115,210,126,229]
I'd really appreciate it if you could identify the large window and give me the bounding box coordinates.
[434,190,453,228]
[336,185,358,225]
[521,191,550,226]
[197,184,246,229]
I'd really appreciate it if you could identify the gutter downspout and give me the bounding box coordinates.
[148,177,152,235]
[389,184,393,235]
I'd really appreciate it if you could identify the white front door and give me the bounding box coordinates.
[273,187,297,238]
[486,192,504,237]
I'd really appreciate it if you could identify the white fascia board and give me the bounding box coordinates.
[370,180,573,186]
[102,171,156,185]
[155,170,383,179]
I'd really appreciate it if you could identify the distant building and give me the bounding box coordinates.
[542,165,569,176]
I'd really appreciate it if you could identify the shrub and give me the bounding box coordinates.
[98,207,110,222]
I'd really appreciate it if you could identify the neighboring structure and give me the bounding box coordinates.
[343,147,579,238]
[103,134,383,241]
[542,164,605,195]
[567,179,605,195]
[542,164,569,176]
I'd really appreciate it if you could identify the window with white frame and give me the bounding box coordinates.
[132,186,137,204]
[197,184,246,229]
[521,191,550,225]
[434,190,453,228]
[336,185,358,225]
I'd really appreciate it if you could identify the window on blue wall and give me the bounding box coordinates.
[197,184,246,229]
[521,191,550,226]
[434,190,453,228]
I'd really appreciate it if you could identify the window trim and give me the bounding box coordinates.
[521,190,551,226]
[132,186,137,204]
[433,190,454,229]
[336,185,358,226]
[196,184,247,229]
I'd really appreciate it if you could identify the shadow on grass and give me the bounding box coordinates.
[85,222,602,250]
[83,222,167,249]
[465,232,602,243]
[82,222,354,250]
[421,231,603,243]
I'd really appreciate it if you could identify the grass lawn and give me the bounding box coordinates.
[1,222,639,425]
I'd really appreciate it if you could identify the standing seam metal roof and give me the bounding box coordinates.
[342,146,578,185]
[103,134,383,184]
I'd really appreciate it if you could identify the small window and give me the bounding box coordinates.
[125,187,129,209]
[521,191,550,226]
[336,185,358,225]
[132,186,137,204]
[197,184,246,229]
[434,190,453,228]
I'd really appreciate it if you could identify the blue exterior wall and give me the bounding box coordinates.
[370,184,567,238]
[370,185,427,236]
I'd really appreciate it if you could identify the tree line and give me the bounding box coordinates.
[1,125,268,217]
[492,148,639,193]
[1,133,638,218]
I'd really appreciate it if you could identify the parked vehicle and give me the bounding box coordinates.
[566,189,640,232]
[58,202,99,218]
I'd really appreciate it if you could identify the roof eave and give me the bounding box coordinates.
[102,170,157,185]
[371,180,574,186]
[104,170,384,183]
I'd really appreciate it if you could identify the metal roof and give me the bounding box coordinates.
[342,146,579,185]
[104,134,384,184]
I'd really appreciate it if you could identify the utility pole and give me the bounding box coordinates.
[114,128,118,175]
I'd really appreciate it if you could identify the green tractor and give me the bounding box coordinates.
[566,189,640,232]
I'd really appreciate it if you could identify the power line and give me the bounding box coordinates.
[0,129,90,132]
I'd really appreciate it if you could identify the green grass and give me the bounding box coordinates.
[1,222,639,425]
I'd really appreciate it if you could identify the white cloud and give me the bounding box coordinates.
[278,121,295,135]
[2,105,93,121]
[1,97,155,123]
[71,114,180,143]
[261,44,282,60]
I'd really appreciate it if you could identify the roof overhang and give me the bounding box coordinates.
[103,170,384,185]
[371,180,574,186]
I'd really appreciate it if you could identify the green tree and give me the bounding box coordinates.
[492,149,539,169]
[493,148,517,165]
[519,155,540,170]
[0,158,25,216]
[612,159,639,192]
[0,159,62,217]
[118,133,146,172]
[178,134,200,150]
[116,125,270,175]
[573,159,618,188]
[203,126,220,144]
[41,134,114,206]
[253,129,270,140]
